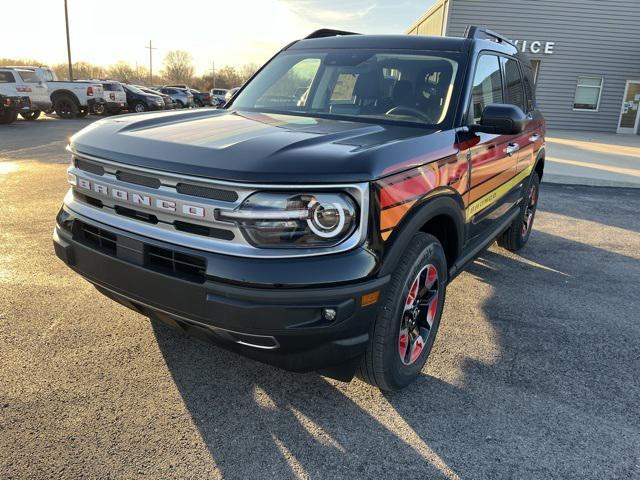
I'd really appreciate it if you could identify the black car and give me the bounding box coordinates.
[122,84,165,113]
[136,86,176,110]
[54,27,545,390]
[188,89,213,107]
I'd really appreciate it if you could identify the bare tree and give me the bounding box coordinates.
[106,61,135,83]
[162,50,195,85]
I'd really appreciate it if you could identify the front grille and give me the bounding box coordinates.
[75,158,104,176]
[176,183,238,202]
[174,220,235,240]
[72,220,206,283]
[146,245,206,283]
[75,222,117,255]
[116,171,161,189]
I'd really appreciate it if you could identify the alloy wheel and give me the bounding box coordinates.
[398,263,439,366]
[521,182,538,237]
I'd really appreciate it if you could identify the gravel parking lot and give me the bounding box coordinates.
[1,116,639,479]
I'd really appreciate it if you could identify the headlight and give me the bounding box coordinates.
[216,192,358,248]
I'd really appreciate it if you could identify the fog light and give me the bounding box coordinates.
[322,308,337,322]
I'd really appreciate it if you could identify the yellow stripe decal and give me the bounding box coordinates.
[465,165,533,222]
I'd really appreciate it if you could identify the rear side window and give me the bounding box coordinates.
[502,57,526,112]
[0,71,15,83]
[522,66,535,112]
[471,55,503,122]
[17,70,39,83]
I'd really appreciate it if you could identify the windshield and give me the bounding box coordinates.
[125,85,146,95]
[231,50,460,126]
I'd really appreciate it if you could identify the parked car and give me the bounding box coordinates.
[0,67,52,120]
[210,88,228,103]
[81,80,127,115]
[0,94,30,124]
[224,87,240,102]
[122,84,165,112]
[1,66,105,119]
[188,89,213,107]
[134,86,176,110]
[54,27,545,391]
[157,87,193,108]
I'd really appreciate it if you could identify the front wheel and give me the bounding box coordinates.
[133,102,147,113]
[0,110,17,124]
[358,232,447,391]
[498,171,540,251]
[20,110,41,121]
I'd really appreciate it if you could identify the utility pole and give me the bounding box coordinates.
[145,40,157,85]
[64,0,73,81]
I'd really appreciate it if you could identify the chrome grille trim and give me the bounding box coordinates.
[64,152,369,259]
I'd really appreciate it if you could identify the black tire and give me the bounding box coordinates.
[20,110,41,121]
[195,99,203,107]
[498,171,540,251]
[93,103,106,115]
[133,102,147,113]
[358,232,447,391]
[176,100,185,109]
[0,109,17,124]
[53,95,78,119]
[76,107,88,118]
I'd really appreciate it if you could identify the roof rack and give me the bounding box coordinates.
[304,29,360,39]
[464,25,515,46]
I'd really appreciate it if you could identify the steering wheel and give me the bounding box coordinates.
[385,106,434,124]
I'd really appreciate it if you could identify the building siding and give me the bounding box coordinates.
[409,0,640,132]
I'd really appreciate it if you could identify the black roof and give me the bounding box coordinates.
[287,33,518,56]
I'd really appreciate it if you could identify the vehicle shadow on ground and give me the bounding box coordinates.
[540,183,640,233]
[151,201,640,479]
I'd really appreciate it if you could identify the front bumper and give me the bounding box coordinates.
[53,208,387,374]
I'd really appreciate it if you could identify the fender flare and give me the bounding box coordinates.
[379,190,466,277]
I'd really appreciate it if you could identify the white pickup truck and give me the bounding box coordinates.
[0,67,51,120]
[1,66,105,119]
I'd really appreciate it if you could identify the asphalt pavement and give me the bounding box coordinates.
[1,116,639,479]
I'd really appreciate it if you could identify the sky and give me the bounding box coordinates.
[1,0,434,74]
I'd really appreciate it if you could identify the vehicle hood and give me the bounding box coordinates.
[70,109,452,183]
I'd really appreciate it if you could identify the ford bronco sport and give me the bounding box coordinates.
[53,27,545,390]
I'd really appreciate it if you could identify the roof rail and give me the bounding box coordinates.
[304,28,360,39]
[464,25,515,46]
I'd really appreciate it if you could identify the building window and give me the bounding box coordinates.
[573,76,603,111]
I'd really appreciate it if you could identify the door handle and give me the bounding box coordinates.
[505,143,520,156]
[529,134,541,142]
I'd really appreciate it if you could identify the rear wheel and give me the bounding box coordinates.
[93,103,106,115]
[358,232,447,391]
[20,110,41,121]
[498,171,540,251]
[53,95,78,119]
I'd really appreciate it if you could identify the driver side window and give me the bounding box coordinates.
[471,54,503,123]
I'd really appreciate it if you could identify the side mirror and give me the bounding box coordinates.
[471,104,530,135]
